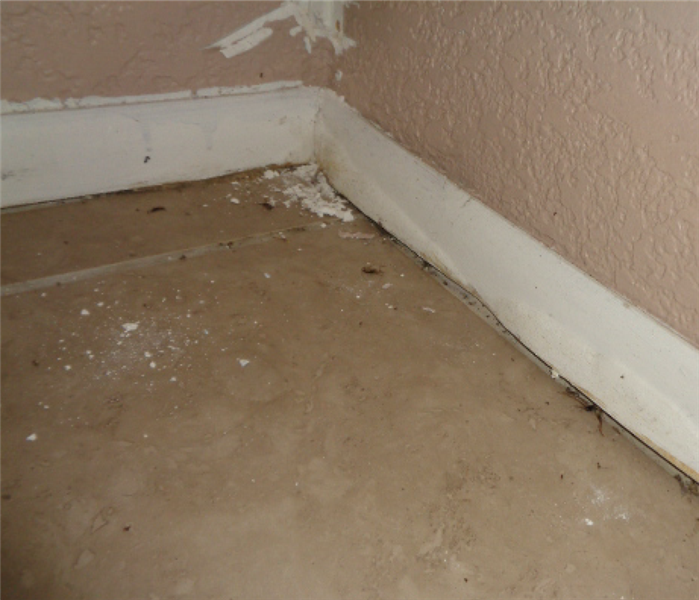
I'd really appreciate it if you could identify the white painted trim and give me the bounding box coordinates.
[1,85,317,207]
[2,84,697,478]
[314,90,699,479]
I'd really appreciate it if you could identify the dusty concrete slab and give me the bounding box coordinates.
[1,165,340,285]
[2,168,698,600]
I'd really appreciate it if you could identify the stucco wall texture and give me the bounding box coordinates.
[2,2,698,348]
[335,2,699,347]
[0,1,334,102]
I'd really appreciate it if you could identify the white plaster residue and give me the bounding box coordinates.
[195,81,303,98]
[68,90,192,110]
[338,230,374,240]
[207,3,296,58]
[206,1,355,59]
[219,26,274,59]
[273,164,354,222]
[589,486,631,522]
[26,433,38,442]
[122,323,139,333]
[304,36,313,54]
[591,487,608,507]
[6,97,64,113]
[1,82,303,115]
[238,359,250,367]
[2,91,191,115]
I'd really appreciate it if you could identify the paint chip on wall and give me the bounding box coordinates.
[206,1,355,59]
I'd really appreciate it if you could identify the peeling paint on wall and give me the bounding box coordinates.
[0,1,335,102]
[1,0,696,349]
[207,1,355,59]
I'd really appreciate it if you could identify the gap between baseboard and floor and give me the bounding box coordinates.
[2,83,698,480]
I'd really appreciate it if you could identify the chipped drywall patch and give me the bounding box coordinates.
[1,2,333,103]
[207,1,355,59]
[207,3,296,58]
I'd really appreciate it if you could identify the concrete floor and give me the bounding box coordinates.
[2,166,698,599]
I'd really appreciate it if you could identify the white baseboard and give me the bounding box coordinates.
[2,85,697,478]
[315,90,699,479]
[1,84,317,207]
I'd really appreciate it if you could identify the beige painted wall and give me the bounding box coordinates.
[335,1,699,347]
[1,1,334,102]
[3,1,697,347]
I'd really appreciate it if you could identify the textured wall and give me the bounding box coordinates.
[335,2,699,347]
[3,2,698,346]
[1,1,334,102]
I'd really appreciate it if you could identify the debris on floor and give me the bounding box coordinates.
[267,163,355,223]
[1,164,697,600]
[362,263,382,274]
[339,230,375,240]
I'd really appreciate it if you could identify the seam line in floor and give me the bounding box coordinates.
[1,221,328,297]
